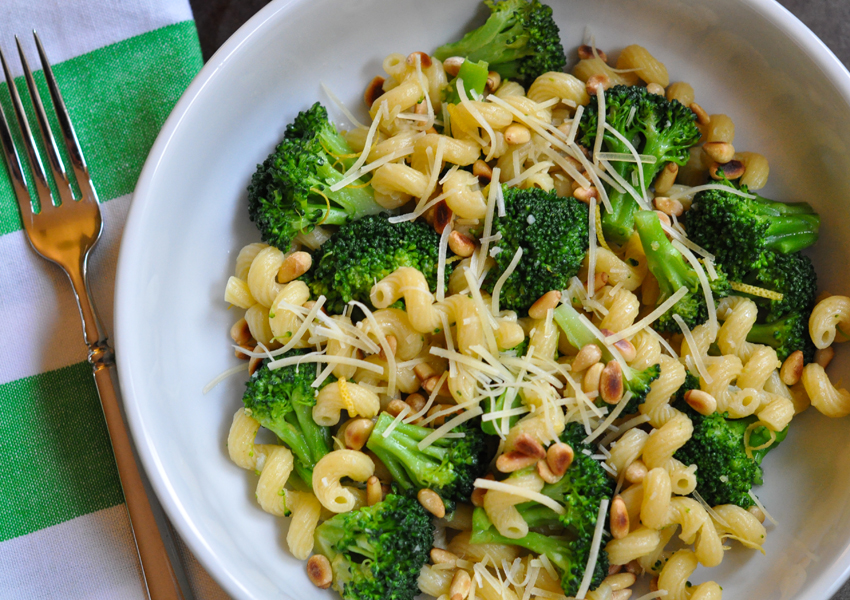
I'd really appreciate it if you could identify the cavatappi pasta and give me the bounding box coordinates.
[210,15,846,600]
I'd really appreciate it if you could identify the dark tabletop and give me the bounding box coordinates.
[187,1,850,598]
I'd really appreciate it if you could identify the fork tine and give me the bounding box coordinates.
[16,35,73,205]
[33,31,99,204]
[0,85,34,219]
[0,43,54,211]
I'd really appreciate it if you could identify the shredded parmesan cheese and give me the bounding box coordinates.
[382,404,412,438]
[419,406,483,449]
[605,286,689,343]
[330,109,383,191]
[587,197,598,297]
[673,313,713,384]
[576,498,611,598]
[668,183,756,201]
[202,363,249,394]
[747,491,779,527]
[473,478,566,515]
[592,88,606,166]
[321,82,367,129]
[491,247,523,315]
[583,392,633,444]
[436,222,452,302]
[673,240,717,335]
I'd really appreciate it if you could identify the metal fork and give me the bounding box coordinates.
[0,33,185,600]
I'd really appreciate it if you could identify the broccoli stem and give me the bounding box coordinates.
[308,159,379,224]
[481,389,522,436]
[600,160,640,246]
[634,210,695,298]
[290,391,332,465]
[552,302,601,354]
[737,193,820,255]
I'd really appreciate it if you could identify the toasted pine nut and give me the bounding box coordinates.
[573,343,603,372]
[578,44,608,62]
[654,210,672,228]
[486,71,502,93]
[414,363,437,382]
[583,362,605,393]
[433,200,454,234]
[514,432,547,459]
[431,548,459,566]
[586,74,610,95]
[529,290,562,320]
[450,568,472,600]
[748,505,766,524]
[415,100,428,115]
[418,488,446,518]
[426,126,438,134]
[406,51,432,68]
[612,338,637,363]
[599,361,624,404]
[443,56,464,77]
[605,572,637,591]
[653,163,679,195]
[367,475,383,506]
[427,404,455,427]
[709,159,745,180]
[473,159,493,182]
[364,76,386,108]
[386,399,408,418]
[591,271,609,291]
[547,442,574,477]
[703,141,735,164]
[342,418,375,450]
[612,590,633,600]
[505,124,531,145]
[230,318,253,345]
[423,375,451,397]
[610,495,630,539]
[471,473,493,507]
[235,343,253,360]
[780,350,805,386]
[248,346,264,376]
[405,392,427,419]
[650,576,659,592]
[609,564,623,576]
[496,451,539,473]
[573,186,599,203]
[379,334,398,360]
[624,459,648,484]
[537,459,561,484]
[653,196,683,217]
[448,231,476,257]
[278,251,312,283]
[307,555,333,589]
[815,346,835,368]
[625,560,641,575]
[646,83,665,96]
[684,389,717,415]
[689,102,710,125]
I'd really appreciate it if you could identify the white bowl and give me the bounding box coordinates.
[115,0,850,598]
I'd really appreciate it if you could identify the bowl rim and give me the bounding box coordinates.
[114,0,850,598]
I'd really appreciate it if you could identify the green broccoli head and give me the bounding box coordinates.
[304,214,451,314]
[434,0,566,87]
[621,363,662,414]
[684,184,820,280]
[747,312,816,363]
[314,493,433,600]
[483,186,589,315]
[634,210,730,332]
[366,412,489,505]
[742,251,817,322]
[242,350,332,487]
[578,85,700,244]
[247,103,384,250]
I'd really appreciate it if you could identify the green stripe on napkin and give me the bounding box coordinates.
[0,362,123,542]
[0,20,202,236]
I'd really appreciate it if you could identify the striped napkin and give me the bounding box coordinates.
[0,1,229,598]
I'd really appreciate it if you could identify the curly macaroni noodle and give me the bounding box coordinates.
[313,379,381,426]
[312,449,375,512]
[801,363,850,418]
[371,267,443,333]
[809,295,850,349]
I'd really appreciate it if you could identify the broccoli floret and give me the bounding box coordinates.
[553,301,660,408]
[747,312,816,363]
[314,493,433,600]
[247,103,384,250]
[482,186,589,314]
[433,0,566,87]
[366,412,489,506]
[471,423,614,595]
[674,381,789,509]
[684,184,820,280]
[242,350,331,487]
[635,210,730,332]
[578,85,700,245]
[305,214,451,314]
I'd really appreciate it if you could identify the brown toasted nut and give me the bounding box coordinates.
[599,361,625,404]
[418,488,446,518]
[423,375,452,397]
[546,442,574,477]
[450,568,472,600]
[473,159,493,182]
[443,56,465,77]
[514,432,547,459]
[537,459,561,484]
[415,100,428,115]
[689,102,710,125]
[591,271,609,291]
[573,186,599,203]
[597,330,637,363]
[496,451,539,473]
[646,83,665,96]
[230,318,253,346]
[610,495,630,539]
[307,555,333,589]
[709,159,745,180]
[379,334,398,360]
[364,76,386,107]
[386,399,408,418]
[815,347,835,368]
[505,124,531,145]
[414,362,437,382]
[367,475,383,506]
[578,44,608,62]
[431,548,460,566]
[405,392,427,420]
[748,505,766,524]
[471,473,494,506]
[780,350,805,386]
[654,196,684,217]
[653,163,679,195]
[583,362,605,393]
[654,209,672,228]
[612,590,633,600]
[625,560,641,575]
[248,346,264,376]
[235,343,253,360]
[572,343,603,373]
[278,251,312,283]
[608,564,623,576]
[432,200,453,234]
[649,577,659,592]
[605,572,637,591]
[586,74,610,95]
[703,141,736,164]
[684,389,717,416]
[529,290,562,320]
[406,51,432,68]
[624,459,648,484]
[302,300,327,315]
[448,231,477,258]
[486,71,502,93]
[427,403,455,427]
[342,418,375,450]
